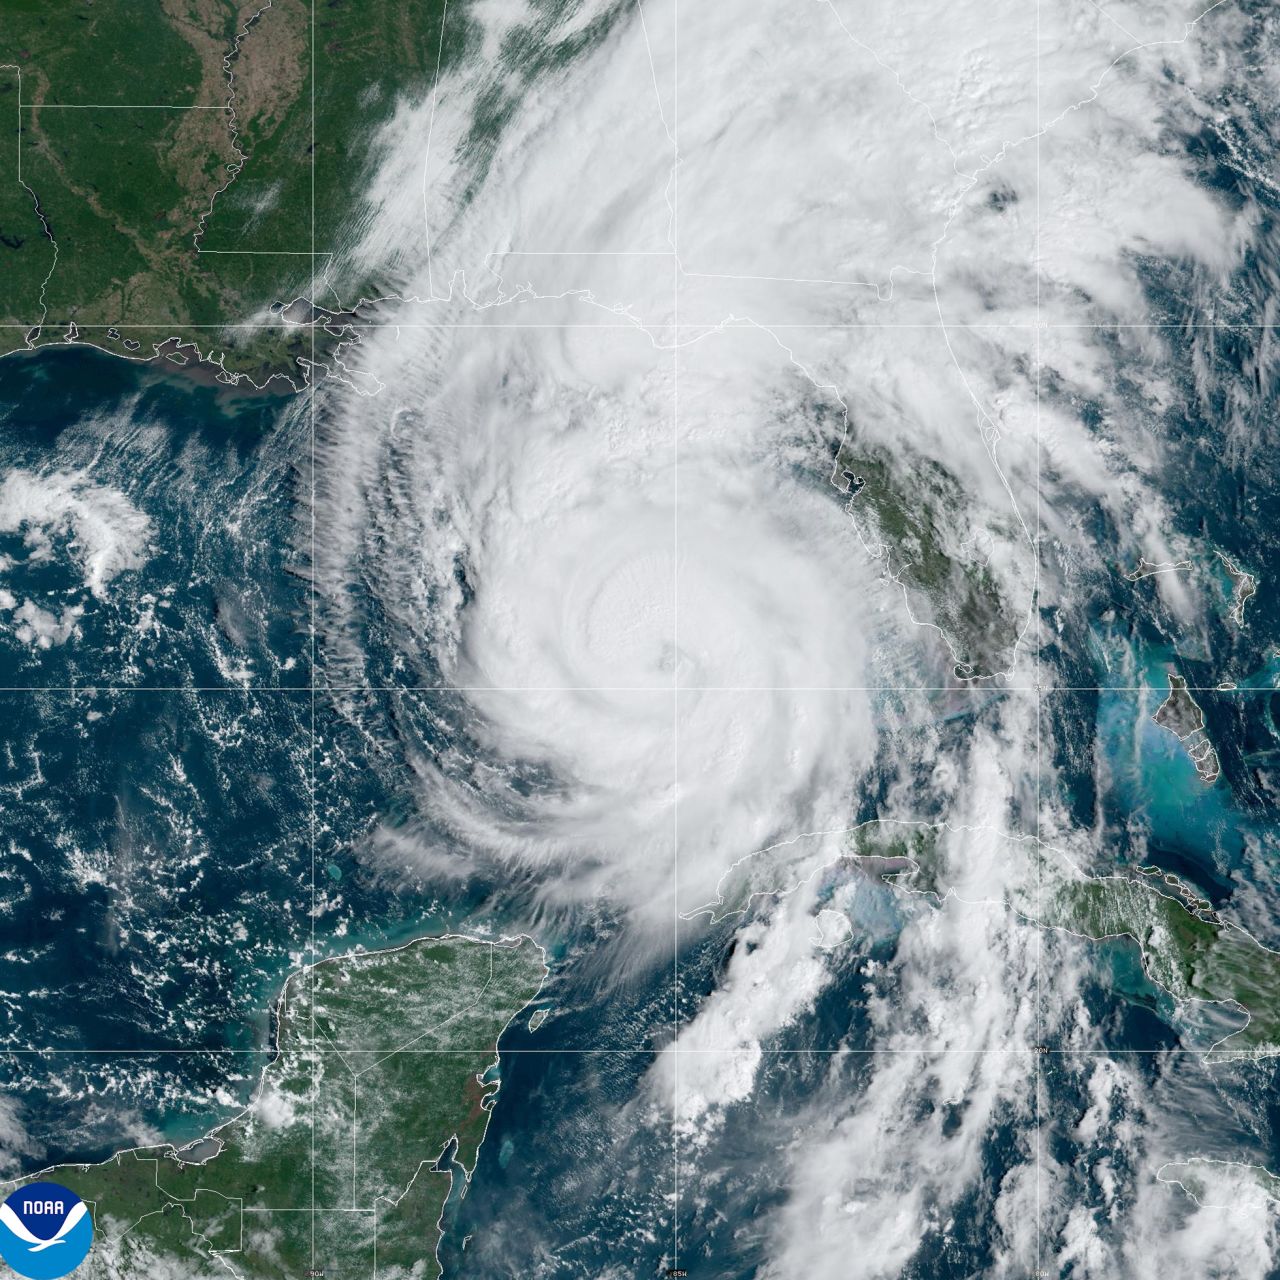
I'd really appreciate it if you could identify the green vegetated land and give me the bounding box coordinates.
[832,438,1011,680]
[0,0,459,386]
[1042,871,1280,1058]
[5,935,547,1279]
[790,821,1280,1058]
[1159,1158,1280,1207]
[936,832,1280,1058]
[890,824,1280,1058]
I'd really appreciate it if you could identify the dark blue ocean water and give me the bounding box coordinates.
[0,347,309,689]
[2,316,1280,1277]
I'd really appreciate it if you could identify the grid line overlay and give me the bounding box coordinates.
[309,0,319,1267]
[671,1,681,1264]
[0,322,1271,329]
[2,7,1266,1278]
[0,684,1268,693]
[1034,0,1045,1270]
[5,1047,1262,1057]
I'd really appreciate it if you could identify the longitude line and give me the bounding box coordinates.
[671,0,681,1268]
[309,0,318,1266]
[1034,1,1044,1273]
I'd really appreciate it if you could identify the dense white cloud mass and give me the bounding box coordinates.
[0,470,151,598]
[0,469,152,648]
[671,700,1048,1276]
[314,0,1278,1271]
[323,0,1258,690]
[319,318,894,923]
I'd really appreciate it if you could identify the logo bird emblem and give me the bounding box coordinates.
[0,1202,88,1253]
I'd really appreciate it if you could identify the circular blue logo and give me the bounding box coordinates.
[0,1182,93,1279]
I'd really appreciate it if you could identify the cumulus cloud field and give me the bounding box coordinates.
[311,0,1280,1273]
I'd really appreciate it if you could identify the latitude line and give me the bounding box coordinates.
[18,104,231,110]
[0,685,1266,694]
[0,321,1270,329]
[3,25,1266,1280]
[6,1047,1271,1056]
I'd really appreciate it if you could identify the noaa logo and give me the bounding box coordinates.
[0,1182,93,1279]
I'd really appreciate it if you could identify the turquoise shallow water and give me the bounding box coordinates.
[7,217,1280,1277]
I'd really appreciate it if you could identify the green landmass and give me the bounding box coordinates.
[890,824,1280,1058]
[831,442,1010,679]
[4,934,547,1279]
[1158,1158,1280,1207]
[1041,869,1280,1058]
[697,820,941,923]
[1153,673,1221,784]
[1216,550,1258,626]
[853,823,943,894]
[0,0,458,387]
[711,817,1280,1058]
[938,830,1280,1056]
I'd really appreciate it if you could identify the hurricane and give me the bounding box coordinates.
[300,0,1280,1272]
[2,0,1275,1275]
